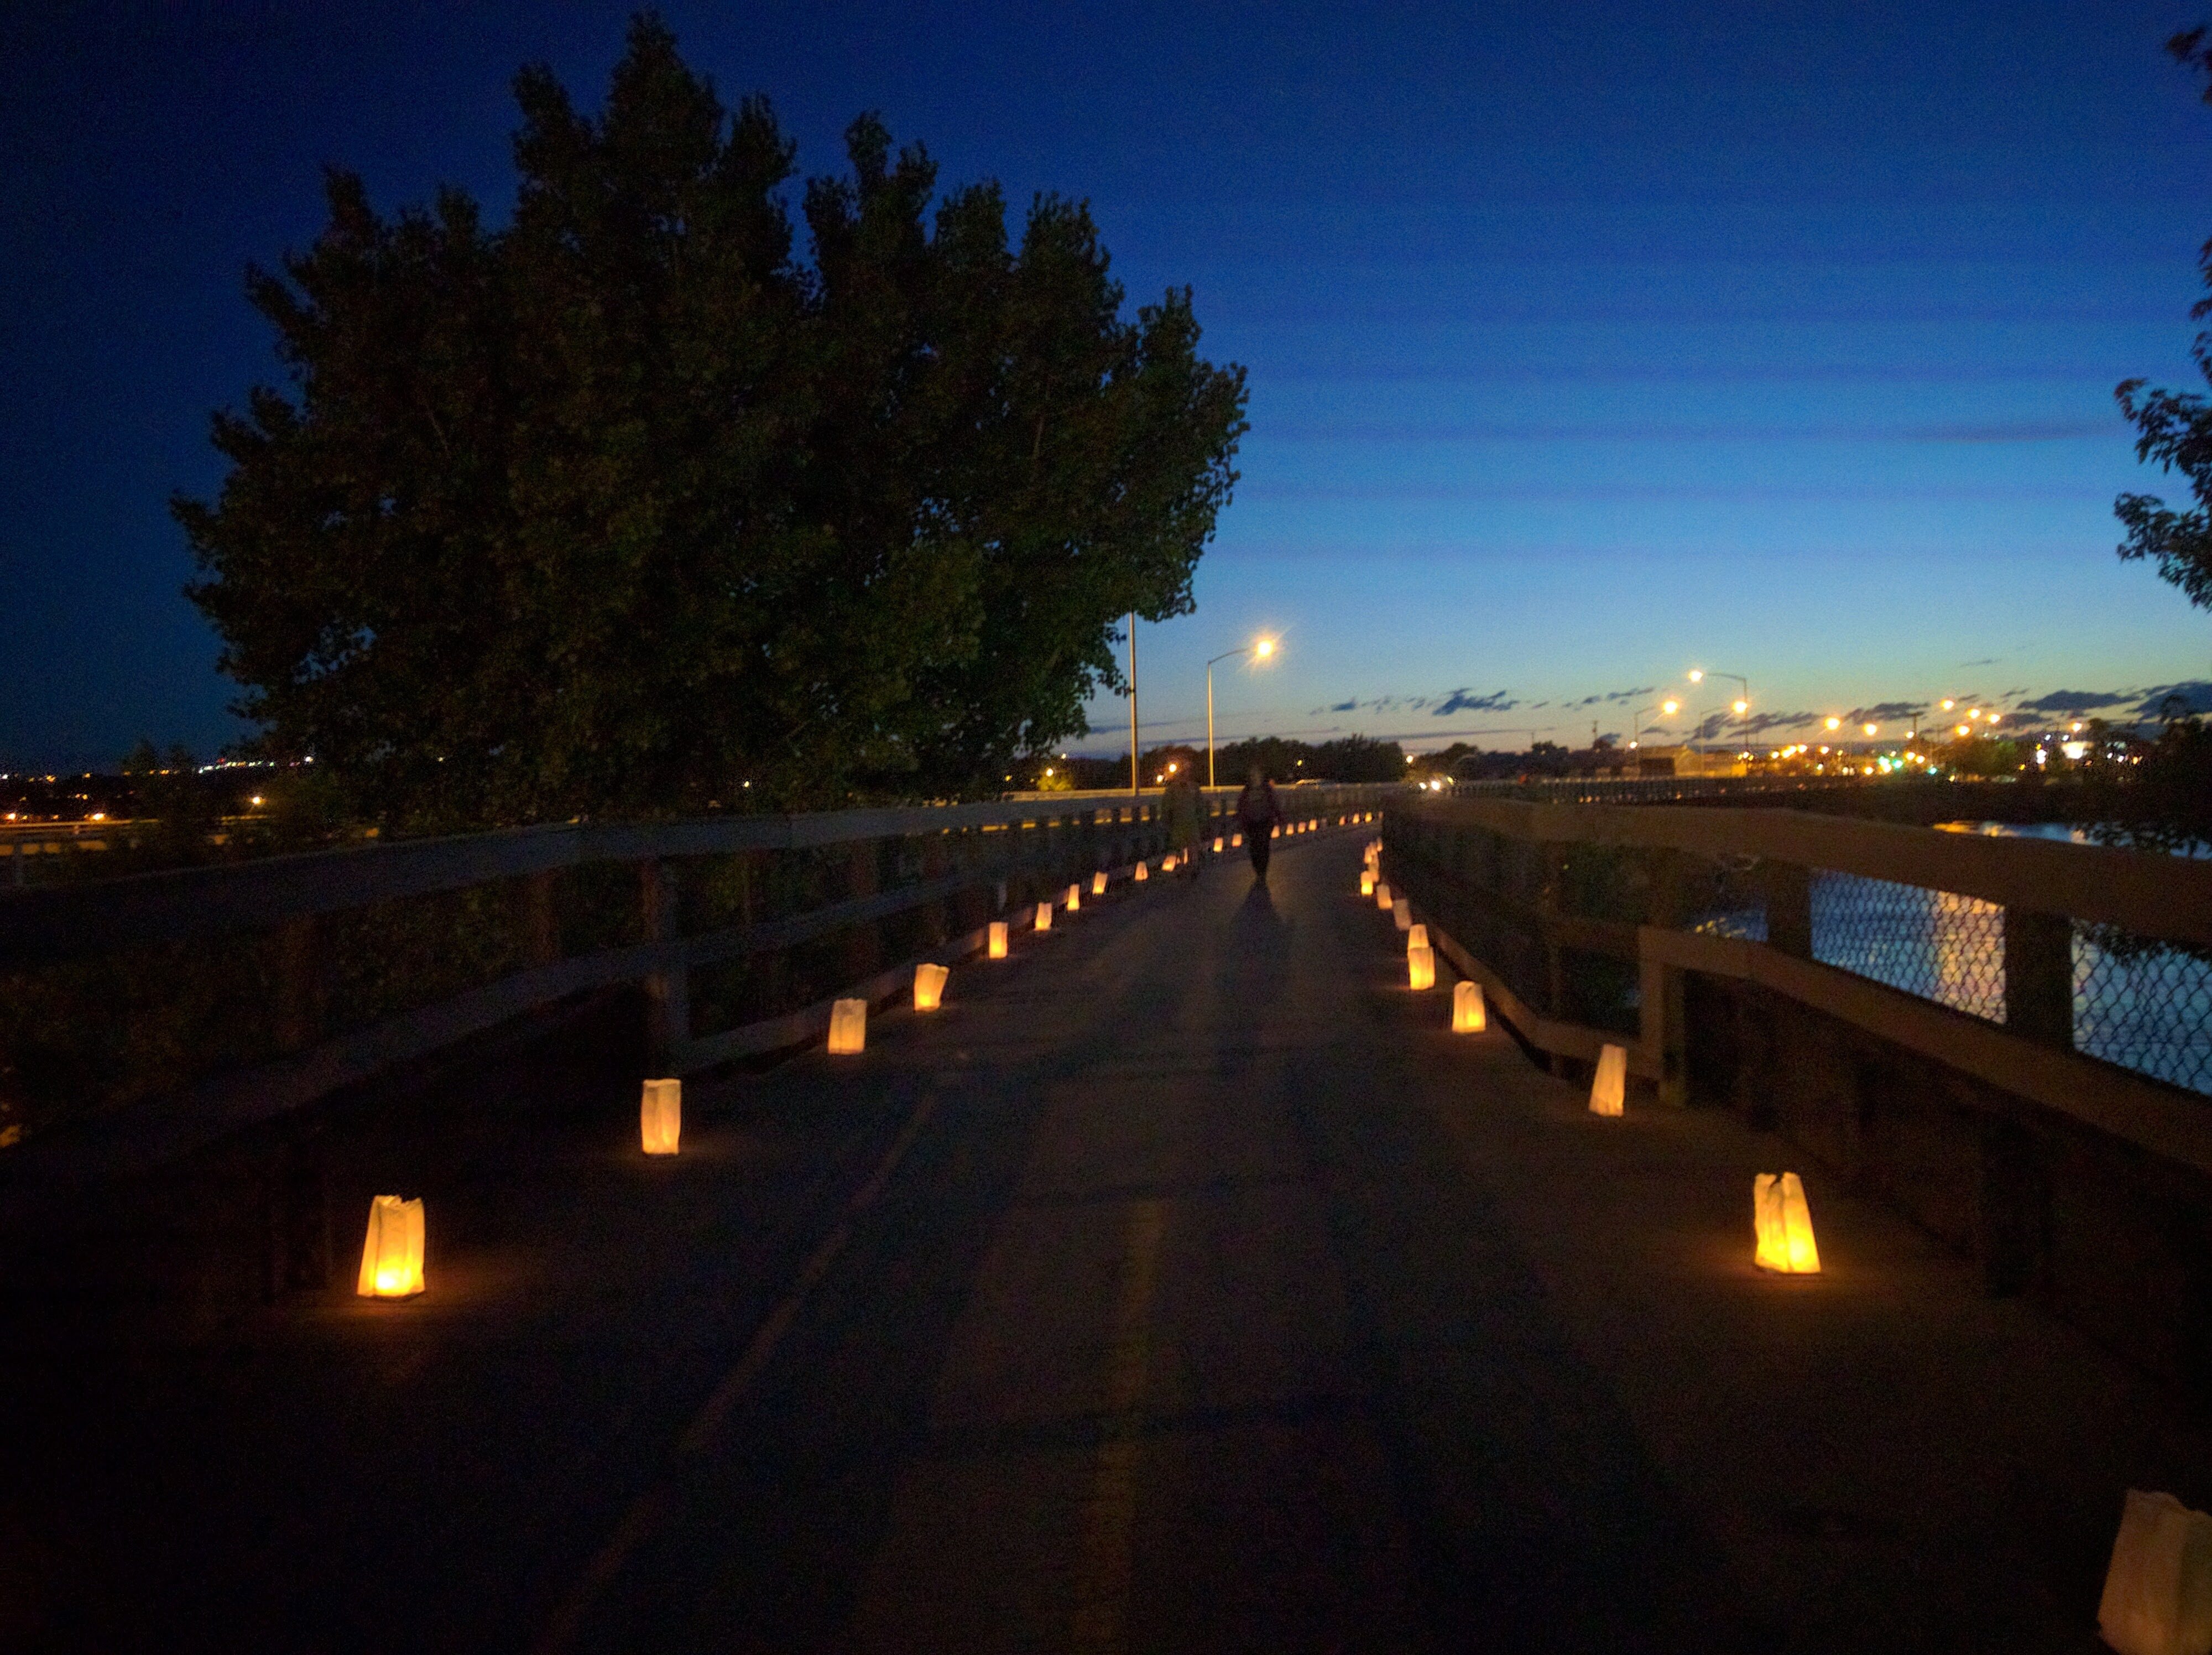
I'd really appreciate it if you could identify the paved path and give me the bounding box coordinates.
[3,828,2208,1652]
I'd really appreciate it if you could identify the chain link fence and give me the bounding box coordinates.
[1387,804,2212,1099]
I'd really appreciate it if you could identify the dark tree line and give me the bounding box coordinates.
[176,14,1245,826]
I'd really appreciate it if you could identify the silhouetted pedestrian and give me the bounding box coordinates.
[1237,766,1282,882]
[1163,765,1203,876]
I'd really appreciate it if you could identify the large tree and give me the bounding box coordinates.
[176,14,1244,824]
[2114,28,2212,613]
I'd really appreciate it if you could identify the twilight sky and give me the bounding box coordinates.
[4,0,2212,770]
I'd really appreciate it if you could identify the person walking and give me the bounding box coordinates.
[1162,764,1204,877]
[1237,765,1283,882]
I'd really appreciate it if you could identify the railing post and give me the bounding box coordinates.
[263,1137,330,1300]
[273,914,324,1053]
[1538,840,1571,1076]
[1642,848,1689,1106]
[847,839,882,982]
[640,858,686,1070]
[2004,908,2073,1047]
[920,831,952,946]
[1763,861,1813,959]
[524,868,560,967]
[1978,1117,2047,1297]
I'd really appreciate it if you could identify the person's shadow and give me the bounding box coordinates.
[1234,877,1291,947]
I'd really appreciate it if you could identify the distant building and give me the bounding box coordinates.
[1634,745,1747,778]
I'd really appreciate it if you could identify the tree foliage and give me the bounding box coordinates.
[2114,27,2212,612]
[176,14,1245,825]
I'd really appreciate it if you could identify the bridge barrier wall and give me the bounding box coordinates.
[1380,796,2212,1388]
[0,787,1391,1225]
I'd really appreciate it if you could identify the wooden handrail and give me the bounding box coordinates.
[1408,797,2212,950]
[0,793,1305,968]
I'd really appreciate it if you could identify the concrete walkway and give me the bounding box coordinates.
[3,829,2207,1652]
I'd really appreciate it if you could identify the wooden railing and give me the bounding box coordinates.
[1380,795,2212,1376]
[1382,796,2212,1167]
[0,787,1389,1206]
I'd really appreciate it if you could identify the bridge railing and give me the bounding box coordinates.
[1380,795,2212,1373]
[1445,774,1866,804]
[1386,795,2212,1102]
[0,787,1389,1196]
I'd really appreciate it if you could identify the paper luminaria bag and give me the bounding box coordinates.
[1361,872,1375,897]
[827,997,868,1054]
[1134,861,1149,881]
[640,1078,681,1156]
[1066,883,1081,911]
[2100,1489,2212,1655]
[1753,1172,1820,1273]
[357,1195,425,1298]
[1035,901,1053,931]
[1408,945,1436,991]
[914,962,949,1012]
[1406,924,1428,953]
[988,920,1009,958]
[1452,980,1487,1032]
[1093,871,1108,896]
[1392,898,1412,932]
[1375,883,1392,912]
[1589,1043,1627,1116]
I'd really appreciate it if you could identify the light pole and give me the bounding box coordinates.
[1686,669,1749,752]
[1631,698,1681,751]
[1127,612,1139,796]
[1206,636,1277,788]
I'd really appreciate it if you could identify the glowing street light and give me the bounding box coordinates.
[1207,636,1280,788]
[1687,669,1750,751]
[1863,724,1877,737]
[1631,698,1682,750]
[1825,716,1842,731]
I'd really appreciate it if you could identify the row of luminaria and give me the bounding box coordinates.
[357,808,1389,1298]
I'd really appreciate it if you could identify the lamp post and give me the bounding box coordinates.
[1687,669,1749,752]
[1127,612,1139,796]
[1206,636,1277,788]
[1631,697,1681,751]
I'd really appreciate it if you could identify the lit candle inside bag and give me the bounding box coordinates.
[357,1195,425,1298]
[828,997,868,1054]
[640,1078,681,1155]
[1589,1044,1627,1116]
[914,962,949,1012]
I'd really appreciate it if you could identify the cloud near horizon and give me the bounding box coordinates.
[2013,688,2135,714]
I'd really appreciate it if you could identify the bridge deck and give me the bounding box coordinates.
[3,831,2204,1652]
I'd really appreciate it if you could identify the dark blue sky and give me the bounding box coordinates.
[4,0,2211,769]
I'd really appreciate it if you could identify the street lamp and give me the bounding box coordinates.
[1687,669,1751,748]
[1631,698,1681,750]
[1126,612,1140,795]
[1207,636,1279,788]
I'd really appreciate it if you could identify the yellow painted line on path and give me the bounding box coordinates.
[1070,1196,1167,1655]
[531,1085,943,1655]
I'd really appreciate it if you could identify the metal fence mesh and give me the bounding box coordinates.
[1812,873,2007,1023]
[2076,930,2212,1095]
[1392,811,2212,1099]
